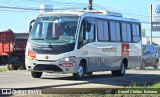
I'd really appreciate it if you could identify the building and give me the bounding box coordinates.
[142,36,160,45]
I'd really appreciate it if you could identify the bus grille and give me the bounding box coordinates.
[33,64,63,72]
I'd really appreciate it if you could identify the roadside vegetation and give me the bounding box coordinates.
[0,68,8,72]
[130,82,160,88]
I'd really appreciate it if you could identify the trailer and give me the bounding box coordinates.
[0,29,28,70]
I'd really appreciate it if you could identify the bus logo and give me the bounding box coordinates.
[121,43,129,56]
[45,56,49,59]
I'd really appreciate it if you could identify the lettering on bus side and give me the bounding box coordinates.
[102,47,117,52]
[82,51,88,55]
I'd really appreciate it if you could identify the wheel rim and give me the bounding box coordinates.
[78,65,83,77]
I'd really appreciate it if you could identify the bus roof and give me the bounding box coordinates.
[40,10,140,23]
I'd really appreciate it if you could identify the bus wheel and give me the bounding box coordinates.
[31,71,42,78]
[111,63,126,76]
[10,64,19,70]
[73,63,84,80]
[85,72,93,76]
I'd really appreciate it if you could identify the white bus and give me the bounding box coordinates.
[25,10,142,79]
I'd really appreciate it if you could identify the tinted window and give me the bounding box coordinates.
[116,22,121,41]
[110,21,120,41]
[122,23,127,42]
[97,20,109,41]
[132,24,141,42]
[110,21,116,41]
[97,20,104,41]
[122,23,132,42]
[127,24,131,42]
[104,21,109,41]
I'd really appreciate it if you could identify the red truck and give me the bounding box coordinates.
[0,29,28,70]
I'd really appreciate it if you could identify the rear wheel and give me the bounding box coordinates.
[73,63,85,80]
[154,61,159,69]
[140,61,145,70]
[111,63,126,76]
[31,71,42,78]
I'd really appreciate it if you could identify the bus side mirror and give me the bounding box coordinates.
[29,19,35,33]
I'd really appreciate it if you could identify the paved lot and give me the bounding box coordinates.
[0,67,160,89]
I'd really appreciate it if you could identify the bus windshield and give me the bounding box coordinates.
[29,16,79,45]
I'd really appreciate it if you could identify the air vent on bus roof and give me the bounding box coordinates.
[86,10,123,17]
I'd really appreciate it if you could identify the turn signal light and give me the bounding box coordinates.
[28,50,36,59]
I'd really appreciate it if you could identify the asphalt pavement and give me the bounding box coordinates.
[0,67,160,89]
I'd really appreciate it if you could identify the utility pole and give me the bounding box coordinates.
[151,4,153,45]
[88,0,93,10]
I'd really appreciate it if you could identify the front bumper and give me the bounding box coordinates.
[25,56,79,73]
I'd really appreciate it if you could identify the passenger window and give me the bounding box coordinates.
[127,24,131,42]
[122,23,127,42]
[116,22,120,41]
[110,21,120,42]
[122,23,132,42]
[110,21,116,41]
[97,20,109,41]
[132,24,141,42]
[104,21,109,41]
[97,20,104,41]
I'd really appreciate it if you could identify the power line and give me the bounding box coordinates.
[0,1,153,25]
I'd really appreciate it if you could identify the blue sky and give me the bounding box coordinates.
[0,0,159,36]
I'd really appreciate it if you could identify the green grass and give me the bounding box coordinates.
[152,83,160,88]
[130,82,160,88]
[0,68,8,72]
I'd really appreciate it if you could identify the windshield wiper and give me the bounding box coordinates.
[58,38,73,50]
[31,38,53,48]
[59,38,70,45]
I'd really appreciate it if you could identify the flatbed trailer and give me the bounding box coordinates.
[0,29,28,70]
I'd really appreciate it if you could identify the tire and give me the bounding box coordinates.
[73,63,85,80]
[154,61,159,69]
[140,61,145,70]
[111,63,126,76]
[19,65,26,70]
[31,71,42,78]
[85,72,93,76]
[10,64,19,70]
[6,64,11,70]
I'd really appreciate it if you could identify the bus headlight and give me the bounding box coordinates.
[59,56,76,62]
